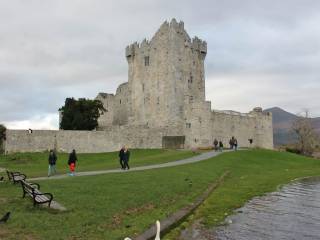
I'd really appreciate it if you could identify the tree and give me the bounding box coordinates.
[59,98,106,130]
[0,124,6,154]
[291,110,319,156]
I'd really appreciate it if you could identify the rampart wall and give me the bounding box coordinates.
[4,126,183,154]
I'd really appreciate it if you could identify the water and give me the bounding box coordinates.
[215,177,320,240]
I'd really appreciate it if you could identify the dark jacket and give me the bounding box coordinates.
[48,152,57,165]
[123,150,130,162]
[68,152,77,165]
[119,148,125,160]
[234,139,238,146]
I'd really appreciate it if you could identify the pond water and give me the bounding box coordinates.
[215,177,320,240]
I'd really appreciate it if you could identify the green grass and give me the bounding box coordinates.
[0,149,197,177]
[0,149,320,239]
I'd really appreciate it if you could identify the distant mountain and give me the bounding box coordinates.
[264,107,320,146]
[266,107,298,130]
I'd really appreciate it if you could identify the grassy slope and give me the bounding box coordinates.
[164,150,320,239]
[0,149,197,178]
[0,149,320,239]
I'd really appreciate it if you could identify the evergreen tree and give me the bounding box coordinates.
[59,98,106,130]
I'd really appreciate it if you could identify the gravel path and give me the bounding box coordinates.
[29,150,228,181]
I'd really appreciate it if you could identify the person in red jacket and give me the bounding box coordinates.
[68,149,77,176]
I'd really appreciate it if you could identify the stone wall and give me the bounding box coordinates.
[96,93,115,128]
[4,126,185,154]
[210,110,273,149]
[4,130,117,153]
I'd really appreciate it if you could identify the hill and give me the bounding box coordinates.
[264,107,320,146]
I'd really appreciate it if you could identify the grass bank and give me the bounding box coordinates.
[164,149,320,239]
[0,149,197,177]
[0,149,319,239]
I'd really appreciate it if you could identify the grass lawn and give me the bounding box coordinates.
[0,149,320,239]
[0,149,198,178]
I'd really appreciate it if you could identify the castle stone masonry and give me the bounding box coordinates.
[4,19,273,153]
[95,19,273,150]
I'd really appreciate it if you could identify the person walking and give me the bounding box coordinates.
[229,137,234,150]
[119,146,125,170]
[123,147,130,170]
[234,138,238,150]
[213,138,218,151]
[48,149,57,177]
[219,141,224,152]
[68,149,77,176]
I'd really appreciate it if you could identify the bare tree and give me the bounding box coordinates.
[291,109,319,156]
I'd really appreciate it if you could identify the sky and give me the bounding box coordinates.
[1,0,319,129]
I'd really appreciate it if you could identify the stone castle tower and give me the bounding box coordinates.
[126,19,207,127]
[96,19,273,149]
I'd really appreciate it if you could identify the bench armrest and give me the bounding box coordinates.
[12,172,26,179]
[35,192,53,201]
[16,173,26,180]
[29,182,40,190]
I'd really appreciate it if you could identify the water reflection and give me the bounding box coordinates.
[215,177,320,240]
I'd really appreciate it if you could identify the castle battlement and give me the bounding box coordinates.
[192,37,207,56]
[126,19,194,60]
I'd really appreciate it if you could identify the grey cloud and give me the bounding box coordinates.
[0,0,320,128]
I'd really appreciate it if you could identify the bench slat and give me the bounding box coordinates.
[20,180,53,207]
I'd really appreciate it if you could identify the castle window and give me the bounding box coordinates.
[186,123,191,128]
[120,99,121,104]
[157,97,160,105]
[189,96,193,103]
[144,56,149,66]
[142,84,145,92]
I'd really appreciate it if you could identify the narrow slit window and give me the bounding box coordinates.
[144,56,149,66]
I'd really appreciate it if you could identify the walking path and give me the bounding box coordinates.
[30,150,229,181]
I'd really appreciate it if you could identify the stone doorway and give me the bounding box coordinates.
[162,136,185,149]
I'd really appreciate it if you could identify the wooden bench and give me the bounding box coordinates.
[20,180,53,207]
[6,170,26,184]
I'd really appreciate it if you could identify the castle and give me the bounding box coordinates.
[3,19,273,154]
[95,19,273,149]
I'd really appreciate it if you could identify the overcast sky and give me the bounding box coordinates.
[1,0,319,129]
